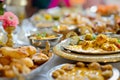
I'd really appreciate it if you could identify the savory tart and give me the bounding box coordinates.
[52,62,113,80]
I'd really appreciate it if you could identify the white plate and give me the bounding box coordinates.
[47,64,119,80]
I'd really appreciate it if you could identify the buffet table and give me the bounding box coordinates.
[0,5,120,79]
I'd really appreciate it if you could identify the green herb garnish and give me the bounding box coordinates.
[37,32,47,38]
[118,39,120,43]
[92,35,96,40]
[41,32,47,37]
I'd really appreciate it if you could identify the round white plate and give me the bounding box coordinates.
[47,64,119,80]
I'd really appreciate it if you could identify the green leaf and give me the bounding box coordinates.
[118,39,120,43]
[37,33,41,37]
[41,32,46,37]
[92,35,96,40]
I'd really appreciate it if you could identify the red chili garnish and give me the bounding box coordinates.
[115,43,120,49]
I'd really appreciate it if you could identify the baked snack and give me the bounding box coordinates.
[0,46,51,78]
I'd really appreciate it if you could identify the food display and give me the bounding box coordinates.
[30,13,59,28]
[28,32,62,47]
[50,62,114,80]
[0,46,52,78]
[29,32,57,40]
[1,1,120,79]
[52,25,69,33]
[64,34,120,54]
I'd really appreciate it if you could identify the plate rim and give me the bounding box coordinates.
[63,45,120,55]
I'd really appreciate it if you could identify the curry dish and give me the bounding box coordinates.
[66,34,120,53]
[52,62,113,80]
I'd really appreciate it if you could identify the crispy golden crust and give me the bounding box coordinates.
[0,47,29,58]
[18,46,37,56]
[32,53,49,65]
[0,46,37,59]
[0,46,51,78]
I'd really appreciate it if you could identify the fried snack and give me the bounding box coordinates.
[10,61,23,72]
[20,57,34,67]
[61,64,74,71]
[88,62,101,70]
[95,34,108,46]
[32,53,49,65]
[0,56,11,65]
[81,41,92,50]
[101,43,118,51]
[18,46,36,56]
[52,70,60,79]
[102,70,113,79]
[0,47,29,58]
[0,64,3,70]
[109,38,118,44]
[4,69,15,78]
[101,64,113,71]
[76,62,85,68]
[0,45,51,78]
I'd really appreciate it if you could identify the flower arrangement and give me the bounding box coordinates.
[0,12,19,29]
[0,12,19,47]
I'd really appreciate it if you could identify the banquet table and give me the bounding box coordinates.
[31,54,120,80]
[1,19,120,80]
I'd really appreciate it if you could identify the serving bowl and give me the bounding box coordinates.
[28,34,62,48]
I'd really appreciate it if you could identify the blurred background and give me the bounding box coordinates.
[4,0,120,24]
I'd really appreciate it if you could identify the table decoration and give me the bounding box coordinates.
[0,12,19,47]
[0,0,4,15]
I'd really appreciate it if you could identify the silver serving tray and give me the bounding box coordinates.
[53,39,120,62]
[62,34,120,55]
[28,34,62,48]
[63,45,120,55]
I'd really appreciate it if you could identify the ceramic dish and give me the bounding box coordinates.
[47,63,119,80]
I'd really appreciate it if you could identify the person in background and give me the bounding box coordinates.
[25,0,71,18]
[25,0,51,18]
[48,0,70,8]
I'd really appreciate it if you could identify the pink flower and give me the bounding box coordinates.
[0,0,4,2]
[0,12,19,29]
